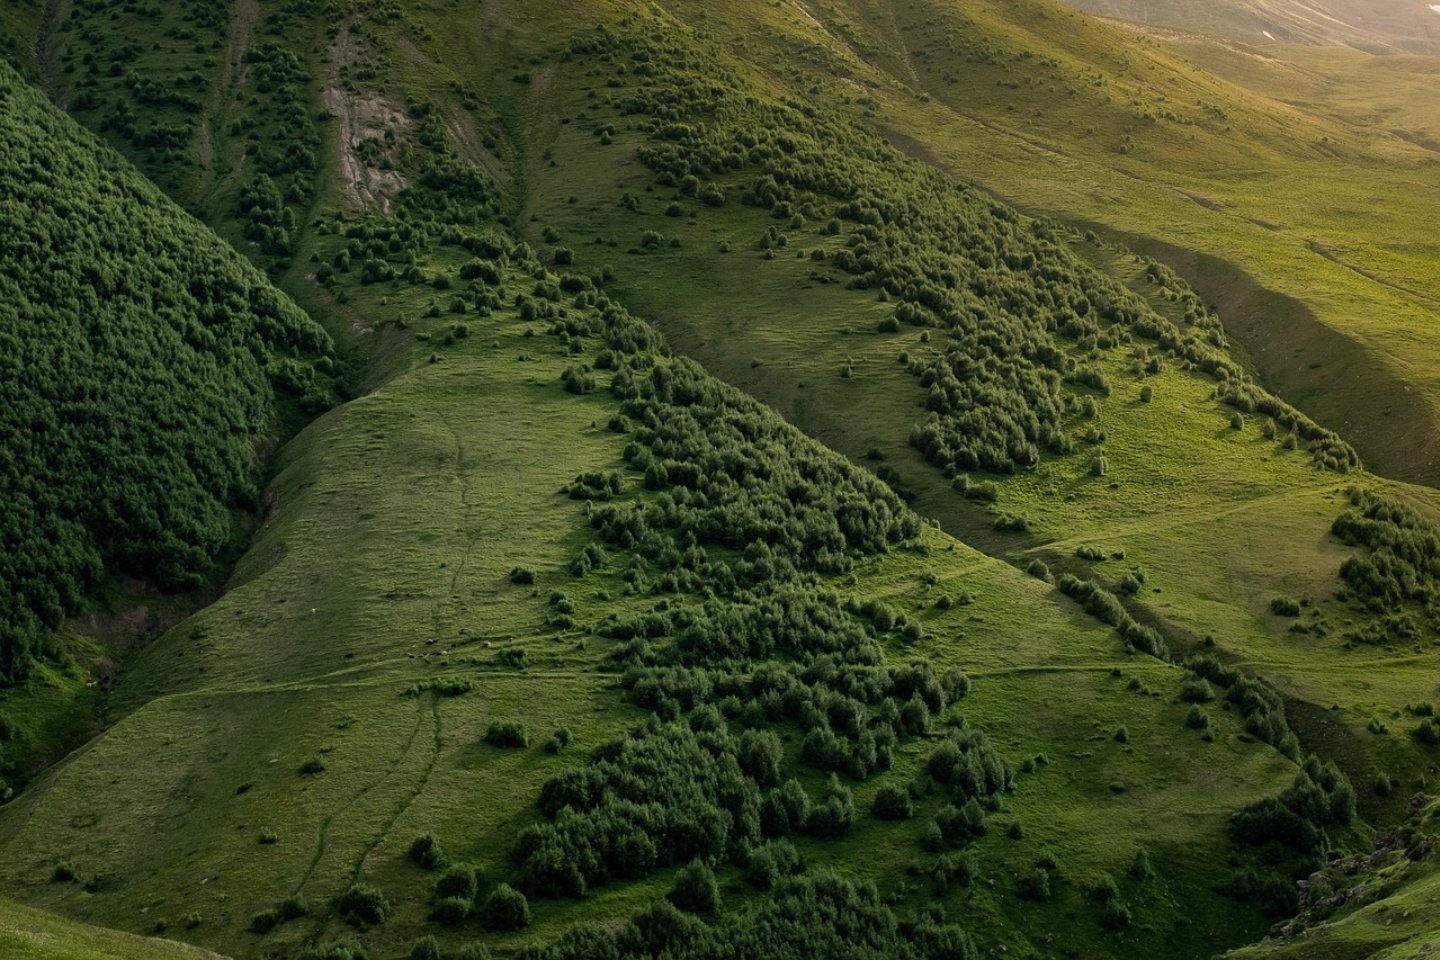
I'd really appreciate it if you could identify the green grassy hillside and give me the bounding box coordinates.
[0,91,1310,954]
[0,2,1436,959]
[1,897,228,960]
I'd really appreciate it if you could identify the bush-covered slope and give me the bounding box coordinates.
[0,60,333,686]
[0,25,1309,957]
[0,2,1436,959]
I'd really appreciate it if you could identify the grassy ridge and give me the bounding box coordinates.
[628,0,1440,487]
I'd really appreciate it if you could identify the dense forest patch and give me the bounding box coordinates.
[0,61,334,685]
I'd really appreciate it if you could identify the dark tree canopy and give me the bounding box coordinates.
[0,62,333,683]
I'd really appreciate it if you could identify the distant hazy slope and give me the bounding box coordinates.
[1058,0,1440,53]
[0,897,228,960]
[0,60,333,686]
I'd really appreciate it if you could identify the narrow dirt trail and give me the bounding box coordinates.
[1307,239,1440,308]
[294,696,429,896]
[198,0,260,212]
[351,699,442,879]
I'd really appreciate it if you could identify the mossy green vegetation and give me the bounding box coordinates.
[0,60,334,697]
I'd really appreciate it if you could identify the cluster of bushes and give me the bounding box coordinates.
[1184,655,1296,754]
[590,354,920,579]
[527,869,977,960]
[250,894,308,934]
[49,0,224,171]
[1056,574,1168,659]
[1333,487,1440,620]
[0,62,334,684]
[562,25,1356,481]
[1230,756,1355,856]
[516,718,833,897]
[426,861,529,931]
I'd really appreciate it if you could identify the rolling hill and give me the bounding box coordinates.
[0,1,1436,959]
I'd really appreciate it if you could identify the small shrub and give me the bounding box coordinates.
[508,567,535,585]
[1129,847,1154,881]
[1186,706,1210,730]
[1270,596,1301,617]
[481,883,530,930]
[337,884,390,927]
[668,860,721,914]
[1017,867,1051,901]
[544,727,573,753]
[485,721,528,748]
[278,895,309,921]
[1139,385,1153,403]
[1088,874,1119,903]
[1007,820,1025,840]
[250,909,280,934]
[1113,726,1129,743]
[1416,717,1440,746]
[994,513,1029,533]
[411,936,441,960]
[744,840,802,890]
[408,832,443,869]
[51,860,76,883]
[1026,559,1052,583]
[1100,899,1132,930]
[936,852,977,888]
[299,757,326,776]
[429,896,471,925]
[435,864,480,902]
[872,784,914,820]
[1180,678,1214,703]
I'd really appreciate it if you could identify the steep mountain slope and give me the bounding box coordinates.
[0,11,1330,959]
[0,58,334,791]
[0,2,1437,959]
